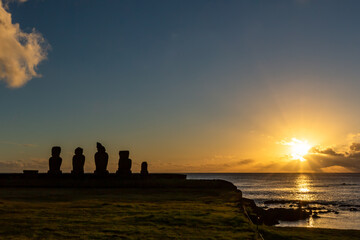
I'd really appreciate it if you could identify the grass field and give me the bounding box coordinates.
[0,188,253,239]
[0,187,359,239]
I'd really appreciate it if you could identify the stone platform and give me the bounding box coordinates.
[0,173,236,190]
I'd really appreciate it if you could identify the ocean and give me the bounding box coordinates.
[187,173,360,230]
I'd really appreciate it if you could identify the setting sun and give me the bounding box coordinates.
[289,138,312,162]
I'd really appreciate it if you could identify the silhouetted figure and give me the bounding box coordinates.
[116,150,132,175]
[48,146,62,175]
[94,142,109,175]
[72,147,85,175]
[141,161,148,175]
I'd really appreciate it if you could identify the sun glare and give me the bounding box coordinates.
[289,138,312,162]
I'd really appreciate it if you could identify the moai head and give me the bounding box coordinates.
[51,146,61,157]
[141,162,148,170]
[141,161,148,175]
[96,142,102,150]
[96,142,105,152]
[119,151,129,159]
[75,147,83,155]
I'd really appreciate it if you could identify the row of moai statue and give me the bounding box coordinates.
[48,142,149,175]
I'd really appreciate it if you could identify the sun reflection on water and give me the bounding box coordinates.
[307,216,314,228]
[295,174,314,201]
[299,187,310,193]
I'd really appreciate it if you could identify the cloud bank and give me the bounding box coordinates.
[303,143,360,172]
[0,0,48,88]
[0,158,48,173]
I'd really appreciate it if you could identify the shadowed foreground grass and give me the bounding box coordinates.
[0,187,359,239]
[0,188,254,239]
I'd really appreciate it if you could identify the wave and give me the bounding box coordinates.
[262,199,360,209]
[312,183,358,187]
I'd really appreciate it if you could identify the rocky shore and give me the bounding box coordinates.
[242,197,312,225]
[241,197,360,226]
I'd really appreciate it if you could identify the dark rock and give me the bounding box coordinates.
[306,206,325,211]
[244,199,312,226]
[350,208,358,211]
[116,150,132,175]
[72,147,85,175]
[242,198,257,209]
[48,146,62,175]
[94,142,109,175]
[264,208,310,223]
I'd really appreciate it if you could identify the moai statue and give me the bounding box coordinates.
[116,150,132,175]
[48,146,62,175]
[94,142,109,175]
[72,147,85,175]
[140,161,148,175]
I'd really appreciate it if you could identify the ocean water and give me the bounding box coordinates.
[187,173,360,230]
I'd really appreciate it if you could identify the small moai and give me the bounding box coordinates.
[48,146,62,175]
[72,147,85,175]
[140,161,148,175]
[116,150,132,175]
[94,142,109,175]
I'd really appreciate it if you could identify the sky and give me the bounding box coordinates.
[1,0,360,173]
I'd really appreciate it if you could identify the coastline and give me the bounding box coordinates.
[0,175,359,239]
[187,172,360,231]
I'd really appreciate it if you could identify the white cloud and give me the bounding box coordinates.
[0,0,49,88]
[0,158,47,173]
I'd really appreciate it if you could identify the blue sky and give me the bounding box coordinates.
[2,0,360,173]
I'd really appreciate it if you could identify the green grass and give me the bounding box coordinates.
[0,188,254,239]
[0,188,359,239]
